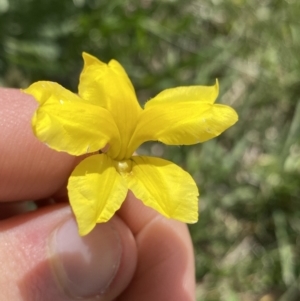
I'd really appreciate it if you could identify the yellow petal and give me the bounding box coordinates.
[127,82,238,156]
[123,156,199,223]
[68,154,128,236]
[148,79,219,105]
[23,81,76,105]
[24,81,120,156]
[78,52,142,159]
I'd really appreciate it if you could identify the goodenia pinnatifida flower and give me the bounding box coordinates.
[23,52,238,236]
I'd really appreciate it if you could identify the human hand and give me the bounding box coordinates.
[0,88,195,301]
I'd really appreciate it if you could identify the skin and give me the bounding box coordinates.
[0,88,196,301]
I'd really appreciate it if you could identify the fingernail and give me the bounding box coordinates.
[50,219,121,299]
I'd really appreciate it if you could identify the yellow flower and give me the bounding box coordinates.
[23,52,238,236]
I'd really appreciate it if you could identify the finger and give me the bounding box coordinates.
[117,192,196,301]
[0,203,137,301]
[0,88,76,202]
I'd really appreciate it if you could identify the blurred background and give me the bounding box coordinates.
[1,0,300,300]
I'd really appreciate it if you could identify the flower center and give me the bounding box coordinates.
[115,160,132,175]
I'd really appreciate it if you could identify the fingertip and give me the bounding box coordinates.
[121,218,196,301]
[117,191,196,301]
[50,215,137,300]
[0,204,137,301]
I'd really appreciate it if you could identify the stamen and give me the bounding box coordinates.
[115,160,132,174]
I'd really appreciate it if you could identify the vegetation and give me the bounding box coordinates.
[1,0,300,300]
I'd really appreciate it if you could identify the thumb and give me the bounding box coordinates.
[0,204,137,301]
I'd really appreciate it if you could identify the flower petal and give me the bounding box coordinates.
[147,79,219,105]
[68,154,128,236]
[127,82,238,156]
[24,81,120,156]
[78,52,142,159]
[23,81,70,105]
[124,156,199,223]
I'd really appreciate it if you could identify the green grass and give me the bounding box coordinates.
[1,1,300,299]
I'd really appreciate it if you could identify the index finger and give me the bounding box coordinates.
[0,88,76,202]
